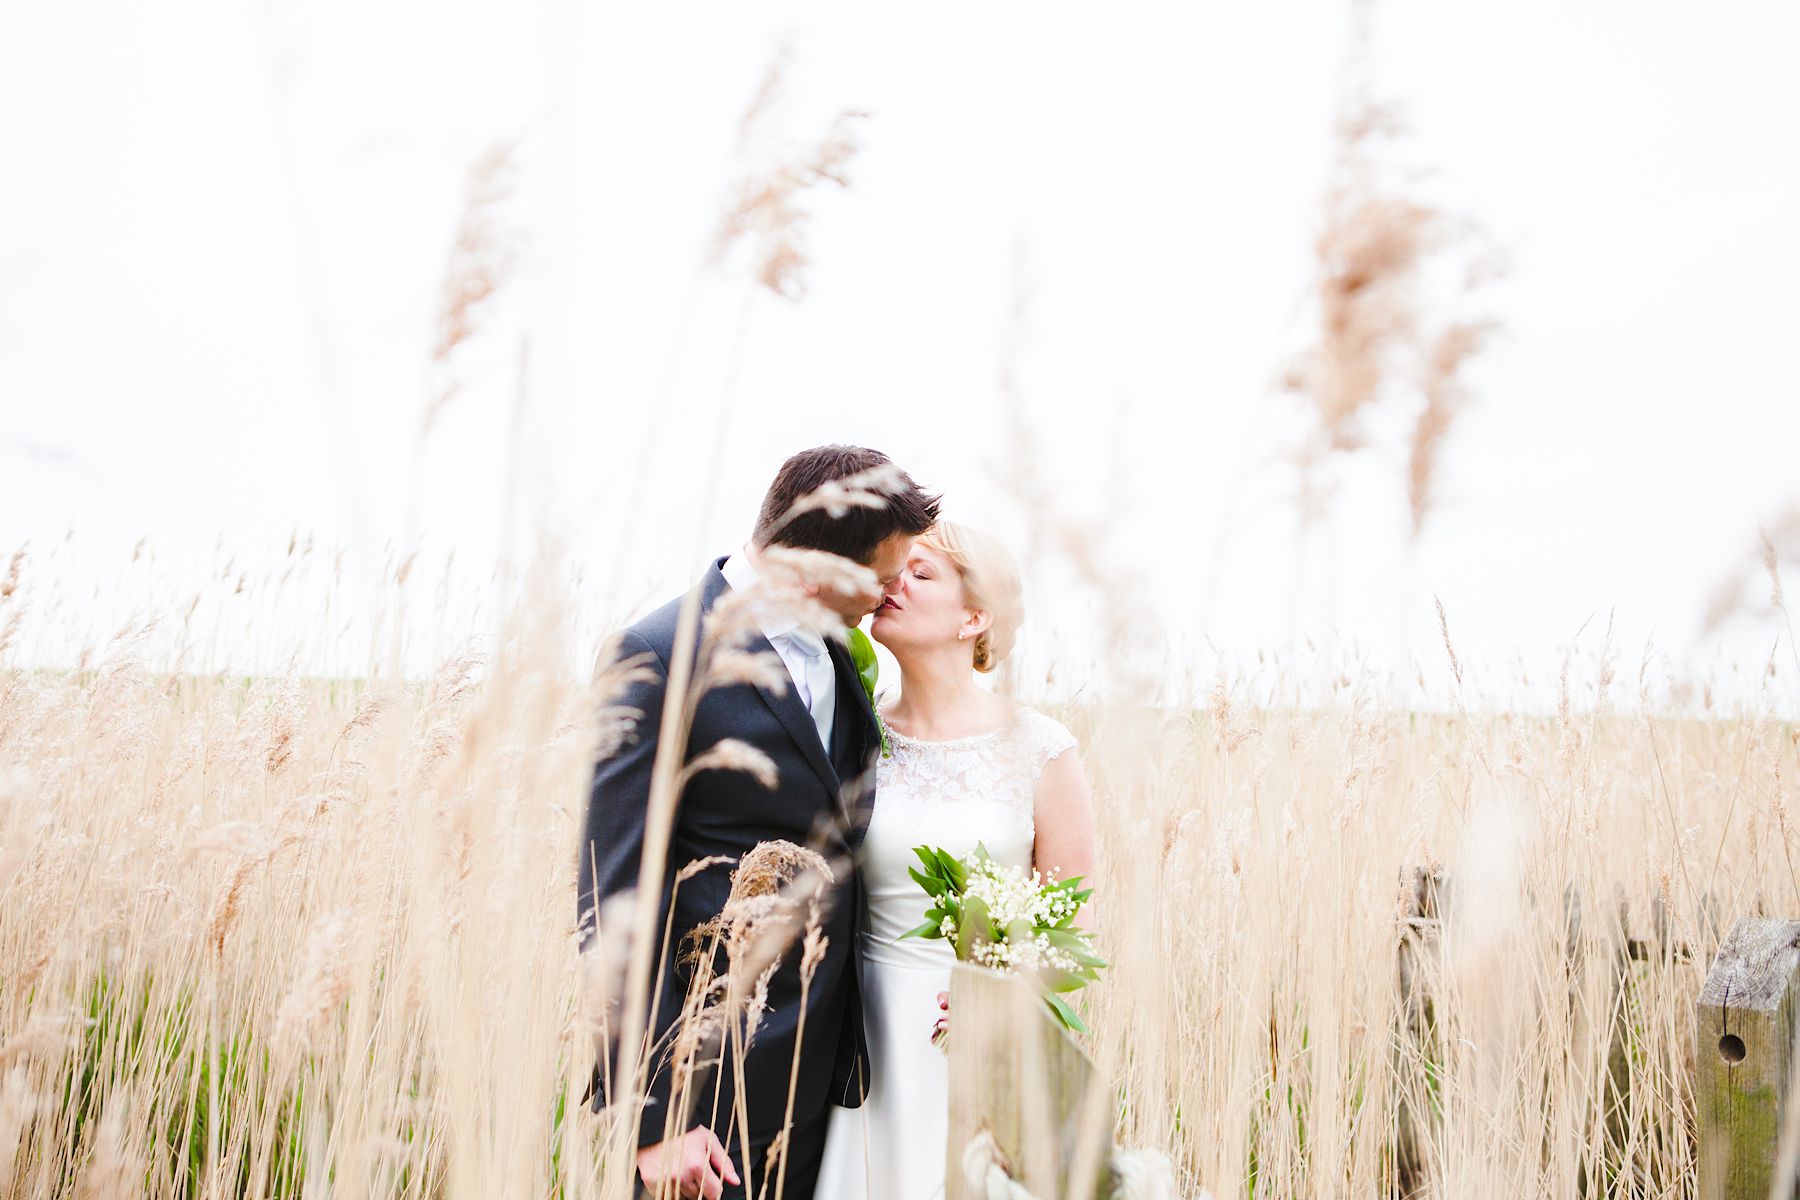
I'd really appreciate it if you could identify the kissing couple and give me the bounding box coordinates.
[578,445,1097,1200]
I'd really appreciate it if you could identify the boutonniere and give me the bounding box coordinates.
[846,626,891,758]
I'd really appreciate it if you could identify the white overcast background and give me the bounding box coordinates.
[3,0,1797,711]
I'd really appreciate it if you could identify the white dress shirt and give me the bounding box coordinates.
[720,548,836,753]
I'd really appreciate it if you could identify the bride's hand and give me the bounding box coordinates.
[931,990,949,1046]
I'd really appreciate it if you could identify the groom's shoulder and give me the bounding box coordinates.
[622,577,721,660]
[622,594,684,660]
[614,560,728,664]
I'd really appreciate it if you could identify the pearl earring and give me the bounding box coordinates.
[958,632,967,640]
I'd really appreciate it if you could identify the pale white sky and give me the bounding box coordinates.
[3,0,1797,711]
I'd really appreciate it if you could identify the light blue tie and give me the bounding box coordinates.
[791,632,835,752]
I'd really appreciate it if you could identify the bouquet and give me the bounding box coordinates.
[901,842,1106,1036]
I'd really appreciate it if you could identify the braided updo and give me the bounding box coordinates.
[915,522,1023,673]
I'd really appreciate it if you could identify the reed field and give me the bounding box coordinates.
[6,10,1797,1198]
[1,535,1796,1199]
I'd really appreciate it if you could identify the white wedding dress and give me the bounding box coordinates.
[815,704,1078,1200]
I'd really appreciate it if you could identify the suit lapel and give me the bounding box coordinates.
[829,639,877,760]
[827,637,879,846]
[743,627,844,800]
[698,557,842,799]
[704,554,880,831]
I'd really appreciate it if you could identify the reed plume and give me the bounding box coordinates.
[424,141,516,435]
[1281,25,1500,536]
[711,50,867,301]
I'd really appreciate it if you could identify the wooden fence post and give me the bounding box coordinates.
[1394,871,1632,1197]
[1394,866,1447,1198]
[1695,916,1800,1199]
[944,961,1113,1200]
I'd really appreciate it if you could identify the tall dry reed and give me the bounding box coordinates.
[1,537,1794,1198]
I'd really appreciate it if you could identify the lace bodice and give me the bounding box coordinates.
[875,706,1078,820]
[857,706,1078,955]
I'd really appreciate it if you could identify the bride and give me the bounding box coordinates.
[815,521,1098,1200]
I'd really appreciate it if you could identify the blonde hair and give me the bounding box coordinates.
[916,521,1023,673]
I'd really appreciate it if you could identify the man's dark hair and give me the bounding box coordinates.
[751,445,940,564]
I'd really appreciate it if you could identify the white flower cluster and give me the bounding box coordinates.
[962,856,1068,927]
[959,856,1084,975]
[969,932,1082,975]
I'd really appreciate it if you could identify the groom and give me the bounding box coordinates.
[578,445,939,1199]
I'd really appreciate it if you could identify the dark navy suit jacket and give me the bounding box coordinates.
[577,556,877,1148]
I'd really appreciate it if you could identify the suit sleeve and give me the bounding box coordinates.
[576,629,683,1143]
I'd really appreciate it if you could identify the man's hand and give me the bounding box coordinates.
[635,1127,740,1199]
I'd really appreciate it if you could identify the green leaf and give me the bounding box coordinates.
[908,866,949,897]
[956,895,991,961]
[1049,958,1102,988]
[933,848,969,892]
[1041,927,1107,971]
[847,627,890,757]
[1045,992,1088,1034]
[898,919,942,941]
[846,626,880,697]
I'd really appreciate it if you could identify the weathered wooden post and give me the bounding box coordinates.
[1393,870,1619,1197]
[1695,916,1800,1199]
[944,961,1113,1200]
[1393,866,1447,1199]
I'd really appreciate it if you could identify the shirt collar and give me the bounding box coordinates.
[721,546,820,650]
